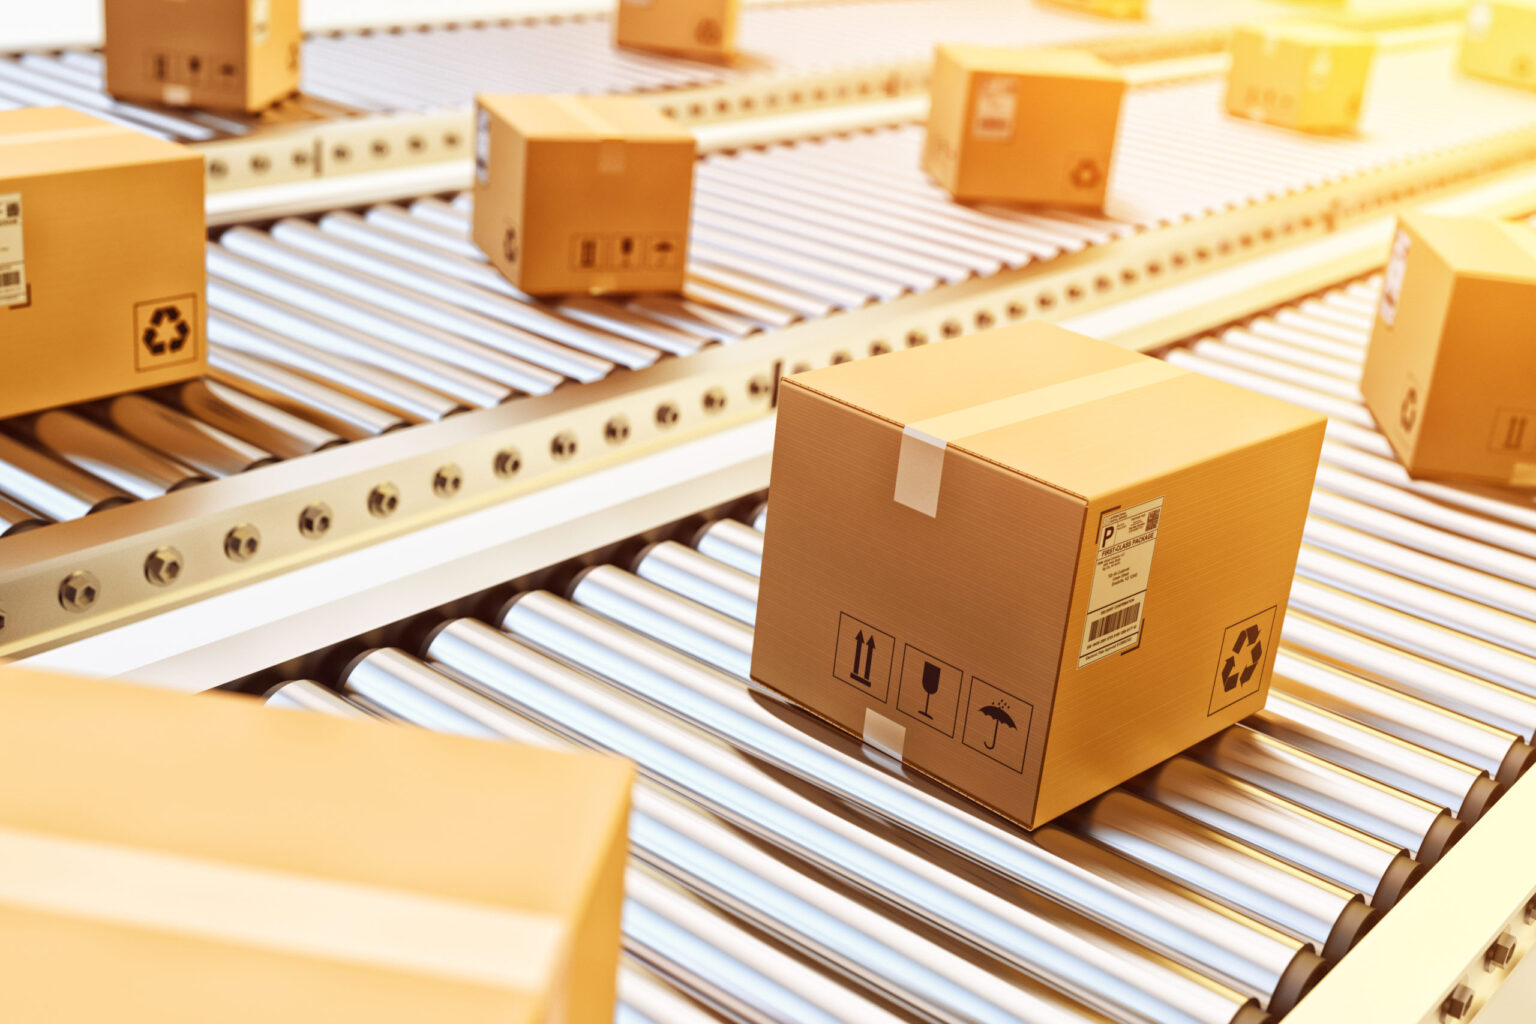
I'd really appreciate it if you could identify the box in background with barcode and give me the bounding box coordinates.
[0,107,205,421]
[1459,1,1536,92]
[922,45,1125,210]
[615,0,740,62]
[1224,22,1376,134]
[103,0,300,113]
[472,94,695,297]
[1361,213,1536,489]
[751,323,1325,829]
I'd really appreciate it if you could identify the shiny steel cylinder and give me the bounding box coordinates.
[169,378,344,460]
[571,565,753,679]
[262,679,374,718]
[616,967,723,1024]
[0,493,48,536]
[632,540,759,625]
[1132,756,1420,909]
[0,431,129,521]
[693,518,764,577]
[496,595,1319,1011]
[25,409,207,499]
[100,394,277,478]
[1251,693,1500,823]
[209,348,406,441]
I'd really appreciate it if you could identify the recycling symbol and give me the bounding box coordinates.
[1070,158,1102,190]
[141,304,190,356]
[695,17,722,46]
[1400,385,1419,432]
[1221,625,1263,692]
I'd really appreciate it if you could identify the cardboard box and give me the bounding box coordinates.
[473,94,695,297]
[922,46,1126,209]
[752,323,1325,829]
[0,108,205,420]
[1225,22,1376,133]
[1460,1,1536,91]
[1037,0,1146,19]
[104,0,301,113]
[1361,214,1536,488]
[615,0,740,62]
[0,668,632,1024]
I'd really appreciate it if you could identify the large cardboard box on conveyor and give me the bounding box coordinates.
[0,669,633,1024]
[0,107,206,420]
[615,0,741,62]
[752,323,1326,829]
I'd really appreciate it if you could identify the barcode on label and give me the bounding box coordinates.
[1089,602,1141,642]
[0,271,19,288]
[1144,509,1160,531]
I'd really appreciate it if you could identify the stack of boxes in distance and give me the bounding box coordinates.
[615,0,741,62]
[103,0,302,113]
[0,108,205,419]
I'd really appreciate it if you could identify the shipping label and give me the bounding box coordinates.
[1378,227,1411,328]
[253,0,272,45]
[0,193,25,308]
[1077,496,1163,668]
[475,107,491,184]
[971,75,1019,142]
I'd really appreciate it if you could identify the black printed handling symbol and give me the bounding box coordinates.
[503,226,518,262]
[850,630,876,685]
[1070,158,1103,190]
[695,18,722,45]
[141,304,190,357]
[977,700,1017,750]
[919,662,941,718]
[1221,626,1263,692]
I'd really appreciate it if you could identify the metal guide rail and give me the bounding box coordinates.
[3,47,1536,657]
[250,273,1536,1020]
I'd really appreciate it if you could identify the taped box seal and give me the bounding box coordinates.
[0,669,632,1024]
[752,323,1325,829]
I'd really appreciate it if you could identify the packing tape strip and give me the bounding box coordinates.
[863,707,907,761]
[0,124,138,149]
[892,358,1184,516]
[0,825,568,992]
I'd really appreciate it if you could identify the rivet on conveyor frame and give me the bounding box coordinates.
[492,448,522,479]
[58,571,100,613]
[367,483,402,519]
[224,524,260,562]
[298,503,334,539]
[432,464,464,498]
[702,387,728,414]
[144,546,185,587]
[551,432,578,461]
[655,402,681,429]
[604,416,631,446]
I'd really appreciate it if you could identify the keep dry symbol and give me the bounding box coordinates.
[142,304,190,356]
[1221,626,1264,692]
[978,700,1017,750]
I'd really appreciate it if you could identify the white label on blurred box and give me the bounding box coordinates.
[971,75,1019,142]
[0,193,25,308]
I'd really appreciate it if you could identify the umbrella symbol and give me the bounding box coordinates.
[978,700,1017,750]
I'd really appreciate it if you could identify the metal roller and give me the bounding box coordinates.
[496,594,1324,1011]
[0,431,130,522]
[1130,756,1422,910]
[633,540,759,626]
[98,394,278,478]
[693,518,764,577]
[262,679,375,718]
[23,409,208,499]
[572,564,753,680]
[208,348,407,441]
[167,378,345,460]
[617,966,730,1024]
[0,493,47,537]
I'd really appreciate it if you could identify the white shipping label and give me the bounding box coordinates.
[1379,228,1411,328]
[476,107,491,184]
[0,193,25,308]
[971,75,1019,142]
[253,0,272,45]
[1078,496,1163,668]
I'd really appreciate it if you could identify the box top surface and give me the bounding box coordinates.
[1238,20,1375,48]
[786,323,1325,499]
[0,107,200,178]
[1402,212,1536,282]
[477,93,693,143]
[935,44,1123,83]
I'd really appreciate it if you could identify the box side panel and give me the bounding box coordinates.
[246,0,302,110]
[472,107,528,290]
[563,781,631,1024]
[104,0,253,110]
[615,0,739,61]
[921,48,970,195]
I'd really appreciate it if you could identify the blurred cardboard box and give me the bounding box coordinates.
[922,46,1125,210]
[1362,213,1536,488]
[0,107,205,420]
[1460,1,1536,91]
[1038,0,1146,18]
[1225,22,1375,132]
[752,323,1325,829]
[104,0,301,113]
[473,94,695,297]
[0,669,633,1024]
[615,0,740,62]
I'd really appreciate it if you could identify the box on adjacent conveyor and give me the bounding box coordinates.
[922,46,1125,210]
[104,0,301,113]
[1362,213,1536,488]
[1460,1,1536,91]
[0,107,205,420]
[1225,22,1376,133]
[473,94,695,297]
[752,323,1325,830]
[1036,0,1146,19]
[615,0,740,62]
[0,668,633,1024]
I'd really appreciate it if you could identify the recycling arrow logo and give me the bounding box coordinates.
[134,294,198,370]
[1220,625,1263,692]
[1070,158,1103,190]
[141,304,190,357]
[695,17,722,46]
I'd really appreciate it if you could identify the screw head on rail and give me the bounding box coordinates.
[0,609,7,633]
[298,503,333,539]
[432,464,464,498]
[702,387,727,414]
[1441,984,1476,1021]
[493,448,523,479]
[551,432,578,461]
[144,546,184,587]
[224,524,261,562]
[1486,932,1518,971]
[604,416,631,445]
[367,483,401,518]
[655,402,681,428]
[59,571,101,613]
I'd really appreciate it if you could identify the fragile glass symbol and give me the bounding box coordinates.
[978,700,1016,750]
[919,661,941,718]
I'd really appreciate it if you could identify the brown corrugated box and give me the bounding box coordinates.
[752,323,1325,829]
[0,107,205,420]
[1460,1,1536,92]
[104,0,301,113]
[1361,213,1536,488]
[473,94,695,297]
[1225,22,1376,133]
[1036,0,1146,18]
[0,668,632,1024]
[615,0,741,62]
[922,46,1125,210]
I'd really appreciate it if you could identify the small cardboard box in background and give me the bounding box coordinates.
[922,46,1125,210]
[0,107,205,420]
[1361,213,1536,488]
[1460,1,1536,92]
[752,324,1325,830]
[615,0,740,62]
[0,669,632,1024]
[473,94,695,297]
[1037,0,1146,19]
[1225,22,1375,133]
[104,0,301,113]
